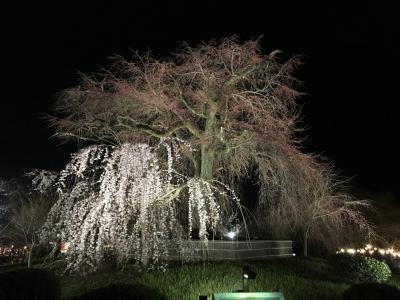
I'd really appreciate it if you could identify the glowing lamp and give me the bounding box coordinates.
[226,231,236,239]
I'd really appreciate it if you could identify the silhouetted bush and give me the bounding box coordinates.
[0,268,60,299]
[328,253,353,273]
[342,282,400,300]
[388,258,400,274]
[78,283,165,300]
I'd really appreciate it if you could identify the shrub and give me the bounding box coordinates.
[78,284,165,300]
[348,256,391,282]
[330,254,391,282]
[0,268,60,299]
[342,282,400,300]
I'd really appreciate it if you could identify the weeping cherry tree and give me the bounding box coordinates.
[49,37,371,263]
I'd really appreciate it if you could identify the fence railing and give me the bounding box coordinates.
[167,240,293,261]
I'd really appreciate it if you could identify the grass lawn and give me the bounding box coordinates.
[58,257,399,300]
[2,257,400,299]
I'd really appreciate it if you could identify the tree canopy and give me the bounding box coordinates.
[52,37,370,256]
[54,38,301,183]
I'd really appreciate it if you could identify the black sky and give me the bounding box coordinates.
[1,2,399,198]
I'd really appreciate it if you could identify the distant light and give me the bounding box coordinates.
[292,253,296,256]
[226,231,236,239]
[60,242,70,254]
[336,244,400,259]
[243,274,249,279]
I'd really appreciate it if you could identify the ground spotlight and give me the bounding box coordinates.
[242,264,256,291]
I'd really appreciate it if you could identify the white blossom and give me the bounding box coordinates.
[41,142,241,274]
[25,169,58,194]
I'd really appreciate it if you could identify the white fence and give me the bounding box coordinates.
[167,240,293,261]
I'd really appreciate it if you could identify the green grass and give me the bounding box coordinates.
[59,258,349,300]
[2,257,400,299]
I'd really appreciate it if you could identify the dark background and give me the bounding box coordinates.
[1,2,399,201]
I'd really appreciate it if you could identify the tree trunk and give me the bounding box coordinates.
[27,242,34,268]
[303,229,309,257]
[200,103,217,181]
[200,146,215,181]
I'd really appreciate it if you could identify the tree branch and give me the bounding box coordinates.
[179,95,206,119]
[226,65,257,86]
[117,116,203,139]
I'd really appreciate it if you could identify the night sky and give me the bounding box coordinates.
[1,2,399,200]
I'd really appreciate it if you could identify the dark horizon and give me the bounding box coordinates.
[1,2,399,200]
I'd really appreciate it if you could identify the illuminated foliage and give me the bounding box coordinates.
[42,142,239,274]
[26,170,58,195]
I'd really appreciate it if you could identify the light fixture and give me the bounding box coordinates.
[242,264,256,292]
[226,231,236,239]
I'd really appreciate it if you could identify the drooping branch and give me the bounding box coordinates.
[41,142,243,274]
